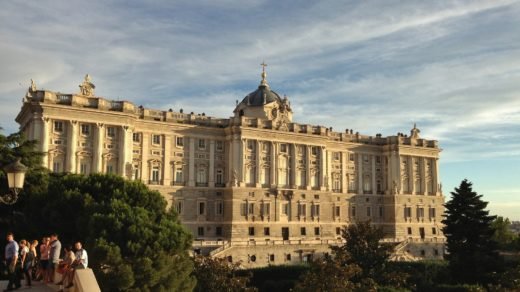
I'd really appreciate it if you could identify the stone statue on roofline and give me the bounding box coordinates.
[79,74,96,96]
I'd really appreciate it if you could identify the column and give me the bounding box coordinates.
[421,157,427,195]
[66,121,78,173]
[93,123,104,173]
[371,155,376,194]
[433,158,439,195]
[341,152,348,194]
[270,142,277,187]
[118,126,132,177]
[319,146,326,191]
[209,139,215,187]
[357,153,363,194]
[255,140,261,187]
[326,149,332,191]
[41,117,50,168]
[227,138,233,187]
[409,156,414,194]
[290,144,297,188]
[141,133,149,182]
[163,134,172,185]
[240,138,245,187]
[306,146,311,190]
[188,137,195,187]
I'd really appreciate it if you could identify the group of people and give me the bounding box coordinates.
[3,232,88,291]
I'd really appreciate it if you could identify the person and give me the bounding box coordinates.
[65,241,88,289]
[38,237,50,282]
[58,245,76,287]
[29,240,38,282]
[19,239,32,287]
[4,232,21,291]
[48,233,62,284]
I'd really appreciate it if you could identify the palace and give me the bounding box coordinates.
[16,68,445,267]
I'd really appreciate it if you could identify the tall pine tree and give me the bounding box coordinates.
[442,179,501,285]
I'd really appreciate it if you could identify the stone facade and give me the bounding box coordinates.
[16,72,445,267]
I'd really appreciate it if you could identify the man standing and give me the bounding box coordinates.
[48,233,62,284]
[4,232,21,291]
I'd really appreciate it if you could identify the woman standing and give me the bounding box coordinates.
[38,237,50,282]
[19,239,32,286]
[29,240,38,281]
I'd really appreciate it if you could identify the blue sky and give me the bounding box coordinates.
[1,1,519,219]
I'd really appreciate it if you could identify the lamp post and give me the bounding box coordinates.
[0,158,28,205]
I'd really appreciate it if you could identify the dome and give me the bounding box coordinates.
[241,84,282,106]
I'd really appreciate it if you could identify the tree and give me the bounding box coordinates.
[293,252,362,292]
[21,173,196,291]
[333,221,407,288]
[296,221,407,291]
[193,256,256,292]
[491,216,517,250]
[0,129,47,232]
[442,179,501,285]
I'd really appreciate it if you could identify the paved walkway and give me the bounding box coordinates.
[0,280,58,291]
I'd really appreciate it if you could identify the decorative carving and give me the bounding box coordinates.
[410,123,420,139]
[30,79,37,92]
[125,163,134,179]
[232,169,238,187]
[79,74,96,96]
[393,180,398,195]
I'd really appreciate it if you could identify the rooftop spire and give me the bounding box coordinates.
[260,61,268,87]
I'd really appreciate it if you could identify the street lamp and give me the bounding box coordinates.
[1,158,28,205]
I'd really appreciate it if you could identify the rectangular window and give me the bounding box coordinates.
[106,165,114,174]
[335,206,341,217]
[216,169,224,185]
[216,227,222,236]
[336,227,341,235]
[432,227,437,235]
[151,167,160,182]
[417,207,424,219]
[366,207,371,217]
[240,202,247,216]
[216,201,224,215]
[53,162,61,173]
[298,203,306,217]
[175,201,183,215]
[404,207,412,219]
[262,202,270,216]
[429,207,436,219]
[176,137,184,147]
[300,227,306,236]
[264,227,270,236]
[282,203,289,215]
[311,204,320,217]
[216,140,223,151]
[280,144,287,153]
[314,227,320,236]
[248,203,255,215]
[349,153,355,161]
[351,206,356,218]
[107,127,116,138]
[333,152,340,160]
[54,121,63,132]
[248,227,255,236]
[407,227,412,235]
[81,124,90,135]
[132,133,140,142]
[197,227,204,236]
[152,134,161,145]
[379,206,384,218]
[247,140,254,150]
[80,163,88,174]
[198,139,206,149]
[198,202,206,215]
[175,168,183,183]
[311,146,318,156]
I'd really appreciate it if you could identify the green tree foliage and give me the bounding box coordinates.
[193,256,256,292]
[442,179,501,285]
[333,221,407,288]
[296,222,407,291]
[0,129,47,232]
[21,173,196,291]
[491,216,518,250]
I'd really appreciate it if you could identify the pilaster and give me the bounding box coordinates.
[66,120,78,173]
[255,140,261,187]
[209,139,215,187]
[163,134,171,185]
[188,137,195,187]
[341,152,347,194]
[93,123,105,173]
